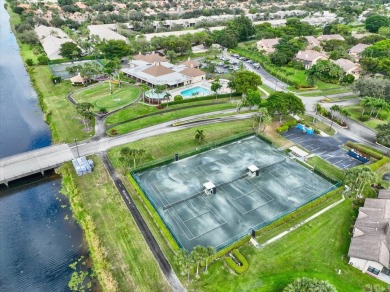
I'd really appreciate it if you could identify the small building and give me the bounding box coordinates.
[247,165,260,177]
[70,73,87,85]
[295,50,328,69]
[88,24,129,43]
[133,53,167,63]
[349,44,369,61]
[181,57,200,69]
[203,182,216,195]
[331,58,362,79]
[256,38,280,54]
[348,198,390,284]
[304,36,320,49]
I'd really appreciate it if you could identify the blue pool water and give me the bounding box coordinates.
[180,86,212,97]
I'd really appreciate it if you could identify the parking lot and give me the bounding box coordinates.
[282,127,363,169]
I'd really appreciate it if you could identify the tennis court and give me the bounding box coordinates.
[134,136,336,251]
[48,60,103,79]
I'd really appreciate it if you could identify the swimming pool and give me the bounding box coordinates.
[180,86,212,97]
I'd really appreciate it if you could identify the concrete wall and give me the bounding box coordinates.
[350,257,384,274]
[191,75,206,84]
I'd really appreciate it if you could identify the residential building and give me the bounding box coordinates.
[349,44,369,61]
[88,24,130,42]
[304,36,320,49]
[121,54,205,87]
[317,34,345,42]
[256,38,280,54]
[331,59,362,79]
[34,25,75,60]
[295,50,328,69]
[348,196,390,284]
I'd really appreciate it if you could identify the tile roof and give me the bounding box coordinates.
[180,67,205,77]
[142,63,175,77]
[296,50,327,62]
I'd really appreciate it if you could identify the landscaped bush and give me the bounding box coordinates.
[345,141,384,160]
[284,120,298,127]
[358,114,370,122]
[370,157,390,171]
[51,76,62,84]
[174,95,183,101]
[276,125,289,133]
[224,249,249,274]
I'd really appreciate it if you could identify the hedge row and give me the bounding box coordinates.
[255,187,342,237]
[370,156,390,171]
[345,141,384,160]
[161,92,242,108]
[224,249,249,274]
[127,174,180,251]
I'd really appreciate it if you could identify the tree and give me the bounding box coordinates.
[312,102,323,123]
[76,102,93,131]
[103,61,116,94]
[351,78,390,102]
[362,39,390,59]
[339,108,350,124]
[243,89,262,110]
[60,42,81,59]
[195,129,205,144]
[204,246,215,273]
[307,60,344,84]
[283,277,337,292]
[226,15,255,42]
[119,147,132,169]
[266,92,305,122]
[365,14,390,33]
[191,246,206,278]
[211,79,222,100]
[99,40,131,59]
[378,26,390,38]
[364,284,390,292]
[166,50,177,62]
[377,122,390,147]
[175,249,193,281]
[229,70,262,95]
[345,166,377,198]
[330,104,340,119]
[18,30,39,45]
[215,29,238,49]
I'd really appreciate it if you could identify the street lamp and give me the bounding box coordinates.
[74,138,80,158]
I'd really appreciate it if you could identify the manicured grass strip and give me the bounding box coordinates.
[108,103,236,135]
[190,199,385,292]
[59,157,171,292]
[73,83,141,112]
[30,66,91,142]
[225,249,249,274]
[307,156,344,182]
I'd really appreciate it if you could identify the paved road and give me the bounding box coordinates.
[100,152,185,292]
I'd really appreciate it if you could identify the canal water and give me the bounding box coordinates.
[0,1,93,291]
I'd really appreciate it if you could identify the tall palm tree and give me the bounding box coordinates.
[195,129,205,144]
[374,98,390,118]
[312,102,323,123]
[211,78,222,100]
[339,108,350,124]
[191,246,205,278]
[204,246,216,273]
[164,92,171,108]
[359,96,371,115]
[330,104,340,119]
[103,61,115,94]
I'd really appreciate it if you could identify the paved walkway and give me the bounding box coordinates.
[262,194,345,247]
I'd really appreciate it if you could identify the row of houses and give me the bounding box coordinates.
[121,53,205,87]
[257,34,368,78]
[349,189,390,284]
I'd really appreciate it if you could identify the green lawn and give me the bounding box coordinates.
[31,66,93,142]
[189,199,384,292]
[299,88,351,97]
[106,97,236,126]
[108,103,236,135]
[344,105,388,130]
[307,156,345,182]
[60,157,171,292]
[73,82,141,112]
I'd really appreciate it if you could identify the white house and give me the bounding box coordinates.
[348,196,390,284]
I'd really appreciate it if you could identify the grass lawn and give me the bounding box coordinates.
[344,105,388,130]
[106,97,237,126]
[108,103,236,135]
[307,156,345,182]
[31,66,93,142]
[299,87,351,97]
[189,199,384,291]
[299,114,336,136]
[73,82,141,112]
[375,161,390,188]
[60,157,171,291]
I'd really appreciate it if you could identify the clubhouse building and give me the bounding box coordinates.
[121,53,205,88]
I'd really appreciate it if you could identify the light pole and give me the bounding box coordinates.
[74,138,80,158]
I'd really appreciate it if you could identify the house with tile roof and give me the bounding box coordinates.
[256,38,280,54]
[349,44,369,61]
[331,58,362,79]
[295,50,328,69]
[348,197,390,284]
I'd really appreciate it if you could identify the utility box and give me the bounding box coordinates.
[247,165,260,177]
[203,182,216,195]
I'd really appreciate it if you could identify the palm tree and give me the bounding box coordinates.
[103,61,115,94]
[76,102,94,131]
[175,249,191,280]
[211,78,222,100]
[195,129,205,144]
[359,96,371,115]
[227,80,234,100]
[339,108,350,124]
[330,104,340,119]
[204,246,215,273]
[164,92,171,108]
[129,149,139,168]
[120,147,131,169]
[374,98,390,118]
[251,113,261,130]
[312,102,323,123]
[191,246,206,278]
[137,149,146,167]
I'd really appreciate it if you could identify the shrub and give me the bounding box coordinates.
[378,112,389,121]
[284,120,298,127]
[276,125,289,133]
[37,55,50,65]
[174,95,183,101]
[314,128,321,134]
[370,157,390,171]
[51,76,62,84]
[99,107,107,114]
[25,58,34,66]
[358,114,370,122]
[110,129,118,135]
[224,249,249,274]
